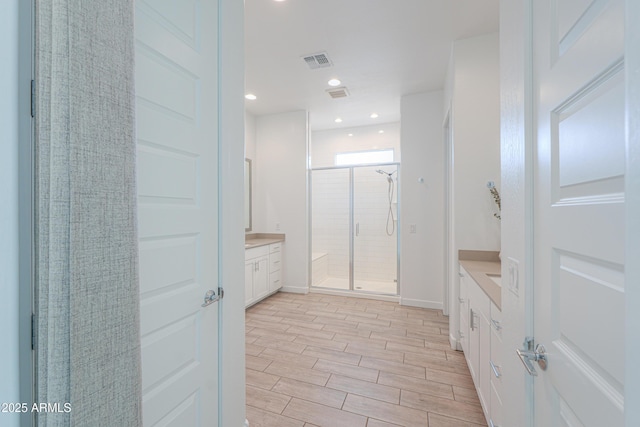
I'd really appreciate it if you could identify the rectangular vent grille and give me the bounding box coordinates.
[302,51,333,69]
[326,87,349,99]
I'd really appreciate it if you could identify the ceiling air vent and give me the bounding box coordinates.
[326,86,349,99]
[302,51,333,69]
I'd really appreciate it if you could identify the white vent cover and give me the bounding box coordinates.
[326,86,349,99]
[302,51,333,69]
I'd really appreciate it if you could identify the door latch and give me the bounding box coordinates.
[202,287,224,307]
[516,337,547,376]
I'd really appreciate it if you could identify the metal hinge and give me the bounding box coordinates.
[31,314,36,350]
[31,80,35,118]
[218,287,224,299]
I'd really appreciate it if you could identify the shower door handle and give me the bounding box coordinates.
[355,223,359,236]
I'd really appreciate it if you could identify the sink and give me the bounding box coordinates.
[486,273,502,287]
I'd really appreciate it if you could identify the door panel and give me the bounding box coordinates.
[135,0,220,425]
[353,165,398,294]
[533,0,625,425]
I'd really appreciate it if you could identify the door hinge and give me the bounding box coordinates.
[31,314,36,350]
[31,79,35,118]
[218,287,224,299]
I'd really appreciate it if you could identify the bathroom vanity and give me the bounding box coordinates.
[458,251,502,427]
[245,233,285,307]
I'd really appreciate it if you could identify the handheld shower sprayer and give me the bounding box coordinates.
[375,168,397,236]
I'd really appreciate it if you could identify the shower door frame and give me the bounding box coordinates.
[309,162,400,296]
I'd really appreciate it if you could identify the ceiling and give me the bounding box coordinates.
[244,0,499,131]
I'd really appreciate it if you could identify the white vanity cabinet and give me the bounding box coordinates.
[269,243,282,292]
[245,242,284,307]
[459,265,502,427]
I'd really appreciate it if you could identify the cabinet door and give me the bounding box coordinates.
[253,256,269,300]
[468,303,480,381]
[245,260,255,306]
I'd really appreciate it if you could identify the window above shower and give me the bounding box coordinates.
[310,122,400,168]
[335,149,394,166]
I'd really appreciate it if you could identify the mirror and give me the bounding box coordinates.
[245,158,252,232]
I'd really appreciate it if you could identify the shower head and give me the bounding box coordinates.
[376,169,397,177]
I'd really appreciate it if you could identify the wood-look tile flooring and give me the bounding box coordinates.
[245,292,486,427]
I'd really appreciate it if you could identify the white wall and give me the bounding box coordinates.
[445,33,501,349]
[311,123,401,168]
[400,91,445,309]
[0,0,21,421]
[450,33,501,252]
[255,111,309,292]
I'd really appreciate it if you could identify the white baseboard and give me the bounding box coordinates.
[399,298,443,310]
[449,333,462,351]
[279,286,309,294]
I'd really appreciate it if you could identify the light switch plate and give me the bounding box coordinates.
[409,224,417,233]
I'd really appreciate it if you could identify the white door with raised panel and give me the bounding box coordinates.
[135,0,220,425]
[531,0,626,425]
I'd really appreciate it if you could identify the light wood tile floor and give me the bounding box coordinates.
[245,292,487,427]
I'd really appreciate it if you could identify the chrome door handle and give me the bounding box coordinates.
[470,308,477,331]
[489,360,501,378]
[458,297,465,303]
[491,318,502,331]
[202,288,223,307]
[516,343,547,376]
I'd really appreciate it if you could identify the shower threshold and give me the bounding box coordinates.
[312,276,397,295]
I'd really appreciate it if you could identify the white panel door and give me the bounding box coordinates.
[532,0,625,425]
[135,0,220,425]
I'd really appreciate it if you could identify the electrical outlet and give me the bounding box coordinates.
[409,224,417,234]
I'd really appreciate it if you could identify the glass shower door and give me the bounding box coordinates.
[311,168,350,290]
[353,165,398,294]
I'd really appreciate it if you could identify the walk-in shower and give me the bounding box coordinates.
[311,164,399,295]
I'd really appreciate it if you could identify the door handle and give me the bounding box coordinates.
[516,342,547,376]
[489,360,501,378]
[202,288,224,307]
[491,318,502,331]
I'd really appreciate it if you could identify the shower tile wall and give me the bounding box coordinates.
[312,170,350,279]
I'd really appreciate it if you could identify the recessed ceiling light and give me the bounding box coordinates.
[370,113,379,119]
[378,130,384,134]
[328,78,341,87]
[274,0,286,2]
[348,133,353,137]
[245,94,257,100]
[335,118,343,123]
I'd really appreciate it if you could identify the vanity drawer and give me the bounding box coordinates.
[245,245,269,260]
[270,243,281,254]
[269,251,282,272]
[270,270,282,291]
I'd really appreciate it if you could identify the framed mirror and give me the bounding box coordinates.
[245,158,252,232]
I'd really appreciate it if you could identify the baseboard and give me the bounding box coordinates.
[449,333,462,351]
[309,287,400,302]
[399,298,443,310]
[279,286,309,294]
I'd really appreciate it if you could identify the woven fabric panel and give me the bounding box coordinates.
[35,0,142,425]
